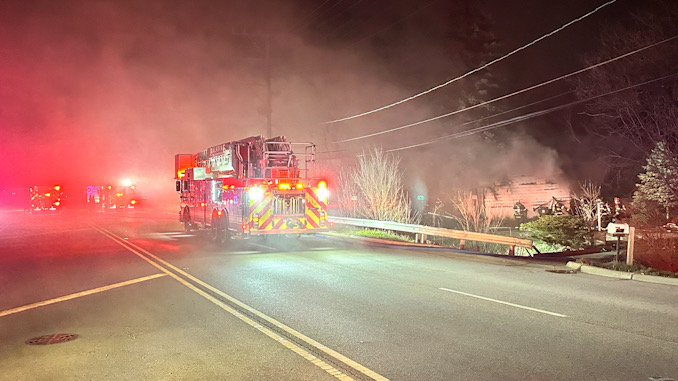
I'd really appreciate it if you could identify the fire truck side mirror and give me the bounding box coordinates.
[175,180,181,192]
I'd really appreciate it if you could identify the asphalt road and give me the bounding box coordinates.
[1,208,676,380]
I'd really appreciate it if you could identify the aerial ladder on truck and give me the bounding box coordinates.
[174,136,331,243]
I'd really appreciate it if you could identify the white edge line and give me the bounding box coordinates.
[439,287,568,318]
[0,273,167,318]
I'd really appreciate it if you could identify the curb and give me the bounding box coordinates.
[566,261,678,286]
[631,273,678,286]
[580,265,633,279]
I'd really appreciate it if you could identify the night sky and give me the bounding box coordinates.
[0,0,668,202]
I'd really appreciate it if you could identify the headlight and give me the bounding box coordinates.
[248,187,264,201]
[317,187,329,203]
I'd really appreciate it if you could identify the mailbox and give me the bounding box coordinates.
[607,222,630,235]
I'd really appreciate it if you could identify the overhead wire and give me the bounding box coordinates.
[333,34,678,143]
[297,0,350,32]
[292,0,333,32]
[341,0,441,48]
[322,0,617,124]
[317,0,367,34]
[386,72,678,152]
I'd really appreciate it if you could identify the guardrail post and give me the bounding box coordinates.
[459,239,465,250]
[509,245,515,256]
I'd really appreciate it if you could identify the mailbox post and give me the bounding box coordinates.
[606,223,630,263]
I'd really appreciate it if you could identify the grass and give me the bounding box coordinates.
[332,227,415,243]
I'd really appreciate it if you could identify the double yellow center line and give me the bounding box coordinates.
[90,223,388,381]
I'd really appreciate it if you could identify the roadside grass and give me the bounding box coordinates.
[333,227,415,243]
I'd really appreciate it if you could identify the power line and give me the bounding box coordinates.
[333,34,678,144]
[295,0,350,33]
[322,0,617,124]
[316,0,367,32]
[385,72,678,152]
[341,0,441,48]
[292,0,333,32]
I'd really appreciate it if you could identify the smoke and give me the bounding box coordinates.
[0,0,571,207]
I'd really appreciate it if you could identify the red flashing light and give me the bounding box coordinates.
[217,210,222,216]
[54,201,60,206]
[200,202,205,207]
[318,180,327,188]
[130,200,137,205]
[54,185,61,191]
[241,223,249,231]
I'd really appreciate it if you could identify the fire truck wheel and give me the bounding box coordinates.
[211,214,230,244]
[220,216,231,244]
[182,208,192,232]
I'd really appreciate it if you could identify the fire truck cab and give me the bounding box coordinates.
[175,136,330,242]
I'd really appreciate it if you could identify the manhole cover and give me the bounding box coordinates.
[545,269,577,274]
[25,333,79,345]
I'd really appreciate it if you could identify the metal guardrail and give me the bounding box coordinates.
[328,216,535,254]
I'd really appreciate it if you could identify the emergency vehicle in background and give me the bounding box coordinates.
[29,185,63,212]
[175,135,330,242]
[86,185,139,211]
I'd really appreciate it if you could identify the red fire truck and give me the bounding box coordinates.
[175,136,330,242]
[29,185,63,212]
[86,185,139,211]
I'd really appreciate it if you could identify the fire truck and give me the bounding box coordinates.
[86,185,139,211]
[175,136,330,242]
[29,185,63,212]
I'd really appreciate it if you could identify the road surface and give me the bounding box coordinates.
[1,208,676,380]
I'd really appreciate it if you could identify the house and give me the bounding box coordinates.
[484,176,572,219]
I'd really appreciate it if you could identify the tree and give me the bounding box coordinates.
[572,180,602,229]
[634,141,678,221]
[338,147,412,223]
[446,189,505,253]
[448,190,503,233]
[572,0,678,194]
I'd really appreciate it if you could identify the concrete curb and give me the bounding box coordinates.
[566,261,678,286]
[580,265,633,279]
[631,273,678,286]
